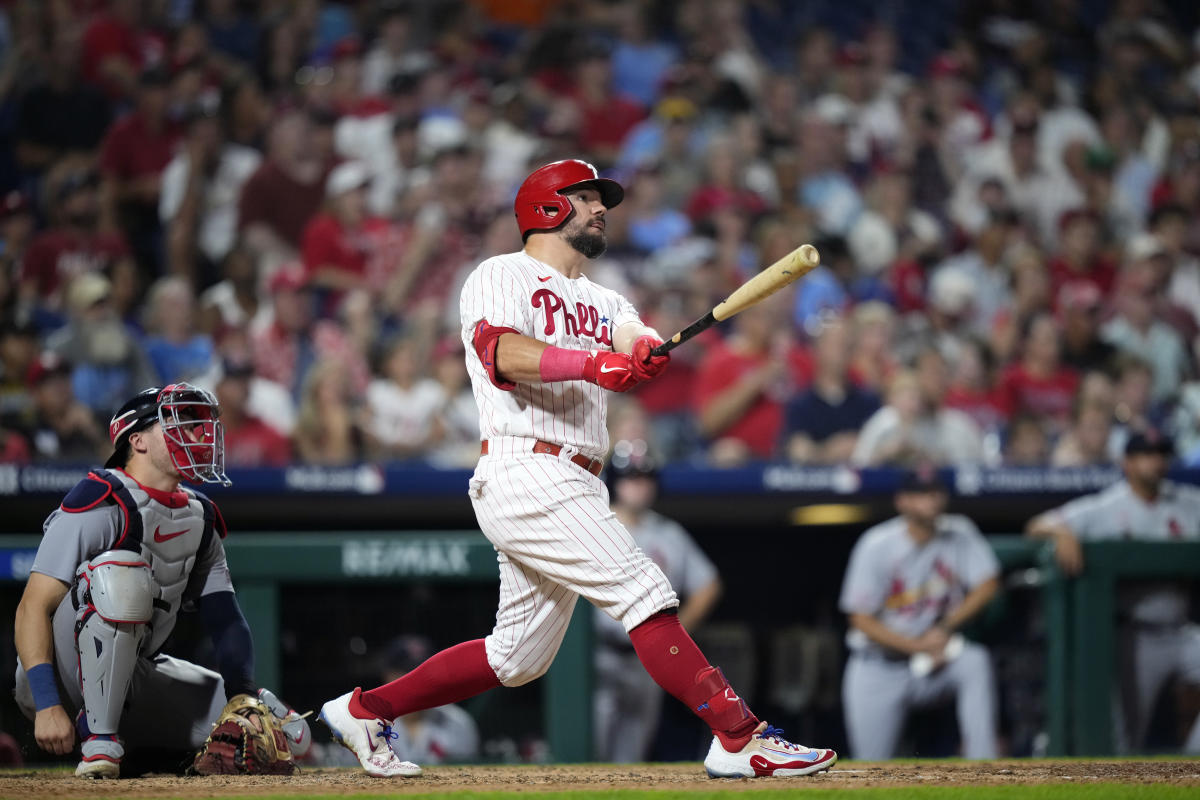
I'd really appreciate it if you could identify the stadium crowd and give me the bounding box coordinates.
[2,0,1200,470]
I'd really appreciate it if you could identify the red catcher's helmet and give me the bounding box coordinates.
[514,159,624,240]
[105,383,229,486]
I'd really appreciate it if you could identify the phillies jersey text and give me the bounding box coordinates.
[459,252,642,458]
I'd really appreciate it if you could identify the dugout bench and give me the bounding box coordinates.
[1,534,1196,759]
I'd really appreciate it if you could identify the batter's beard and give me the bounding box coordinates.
[565,226,607,258]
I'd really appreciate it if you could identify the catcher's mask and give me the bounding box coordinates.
[513,159,624,241]
[106,383,230,486]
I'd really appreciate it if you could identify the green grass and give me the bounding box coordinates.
[198,790,1200,800]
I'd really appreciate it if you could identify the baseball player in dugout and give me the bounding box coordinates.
[839,467,1001,760]
[593,440,723,763]
[319,159,837,778]
[12,384,310,779]
[1026,431,1200,754]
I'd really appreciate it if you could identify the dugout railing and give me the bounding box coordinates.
[1,534,1197,759]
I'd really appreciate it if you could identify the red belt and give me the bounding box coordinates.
[480,439,604,477]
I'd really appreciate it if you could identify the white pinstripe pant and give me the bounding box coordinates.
[469,437,679,687]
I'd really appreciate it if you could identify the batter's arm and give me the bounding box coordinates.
[14,572,75,754]
[494,332,552,384]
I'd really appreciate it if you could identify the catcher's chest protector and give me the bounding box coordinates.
[75,470,221,654]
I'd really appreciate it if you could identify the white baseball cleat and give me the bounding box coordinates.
[318,690,422,777]
[75,734,123,779]
[704,722,837,778]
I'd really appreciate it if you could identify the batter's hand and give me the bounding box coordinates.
[583,351,641,392]
[630,336,669,381]
[34,705,75,755]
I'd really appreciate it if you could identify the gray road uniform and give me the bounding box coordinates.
[1044,479,1200,753]
[592,510,719,762]
[839,514,1000,759]
[14,468,233,751]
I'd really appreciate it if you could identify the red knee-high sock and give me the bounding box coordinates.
[349,639,501,721]
[629,610,760,751]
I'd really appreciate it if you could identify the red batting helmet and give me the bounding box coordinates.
[514,159,624,240]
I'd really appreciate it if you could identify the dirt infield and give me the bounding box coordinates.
[2,760,1200,798]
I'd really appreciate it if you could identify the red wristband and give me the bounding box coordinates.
[539,346,591,382]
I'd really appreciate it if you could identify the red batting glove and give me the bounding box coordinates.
[631,336,670,381]
[582,351,642,392]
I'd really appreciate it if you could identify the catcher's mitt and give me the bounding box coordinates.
[189,693,298,776]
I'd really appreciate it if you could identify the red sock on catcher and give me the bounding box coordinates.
[629,610,759,751]
[350,639,501,721]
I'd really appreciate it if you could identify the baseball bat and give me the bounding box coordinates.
[650,243,821,357]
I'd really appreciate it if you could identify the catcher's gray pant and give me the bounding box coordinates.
[842,642,999,760]
[593,646,663,762]
[13,590,225,750]
[1117,623,1200,754]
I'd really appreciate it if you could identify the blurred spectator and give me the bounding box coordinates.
[593,441,721,763]
[568,39,646,169]
[624,164,692,254]
[292,358,364,466]
[142,276,215,384]
[1004,414,1050,466]
[610,3,676,110]
[0,322,37,428]
[1102,260,1190,404]
[160,103,261,278]
[848,169,941,281]
[97,67,182,266]
[301,161,397,307]
[840,468,1000,760]
[852,349,986,467]
[995,312,1080,432]
[1051,401,1116,467]
[198,241,260,338]
[1048,209,1116,304]
[364,334,442,462]
[376,635,480,765]
[427,336,480,469]
[1111,355,1162,448]
[943,338,1004,437]
[693,296,811,466]
[15,28,112,175]
[215,359,291,467]
[797,108,861,236]
[931,208,1018,334]
[847,301,898,394]
[21,352,106,463]
[686,134,769,229]
[781,318,879,464]
[19,167,135,322]
[81,0,152,101]
[989,244,1052,364]
[250,266,368,401]
[1027,432,1200,754]
[239,111,331,273]
[1058,282,1117,373]
[361,3,428,96]
[204,0,262,67]
[45,272,156,417]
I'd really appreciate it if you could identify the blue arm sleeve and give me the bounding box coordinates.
[198,590,257,699]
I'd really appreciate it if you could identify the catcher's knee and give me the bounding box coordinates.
[77,550,155,624]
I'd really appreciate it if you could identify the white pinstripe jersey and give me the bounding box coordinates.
[459,251,642,459]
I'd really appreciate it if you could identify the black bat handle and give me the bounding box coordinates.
[650,311,716,357]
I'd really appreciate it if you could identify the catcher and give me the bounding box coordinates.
[13,384,309,778]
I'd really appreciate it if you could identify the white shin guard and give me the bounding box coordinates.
[74,550,154,735]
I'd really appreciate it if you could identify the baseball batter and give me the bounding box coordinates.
[840,468,1001,760]
[319,159,837,778]
[593,441,723,763]
[12,384,309,778]
[1027,431,1200,753]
